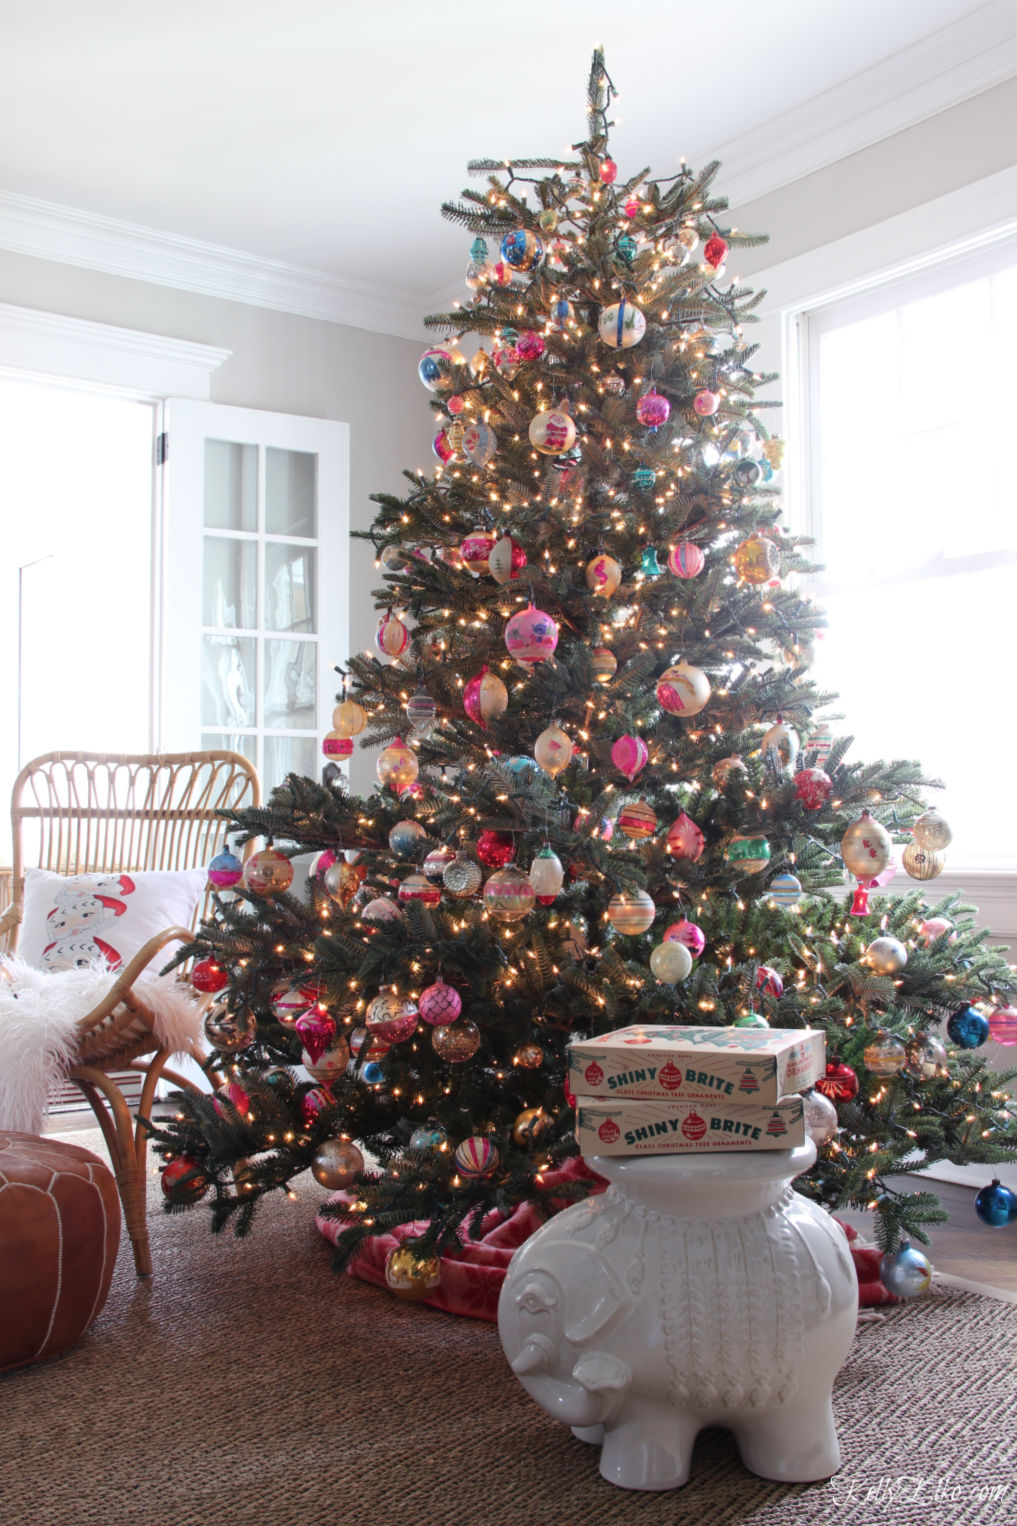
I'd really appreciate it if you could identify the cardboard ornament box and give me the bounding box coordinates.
[569,1024,825,1108]
[575,1094,806,1157]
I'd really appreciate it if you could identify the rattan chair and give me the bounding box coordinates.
[0,750,261,1276]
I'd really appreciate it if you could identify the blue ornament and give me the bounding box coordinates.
[409,1125,447,1152]
[946,1006,990,1049]
[207,848,243,889]
[616,233,637,265]
[500,229,543,272]
[631,467,656,492]
[470,237,489,263]
[640,546,662,577]
[549,298,574,330]
[879,1242,933,1299]
[974,1179,1017,1227]
[769,871,803,908]
[505,755,540,781]
[758,458,775,481]
[388,819,427,859]
[362,1061,385,1085]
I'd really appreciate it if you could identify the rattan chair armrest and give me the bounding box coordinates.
[74,925,197,1038]
[0,900,23,957]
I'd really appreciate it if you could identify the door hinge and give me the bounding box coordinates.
[155,432,168,465]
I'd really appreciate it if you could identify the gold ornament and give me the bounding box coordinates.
[311,1137,365,1189]
[332,699,367,737]
[514,1043,544,1069]
[513,1107,551,1145]
[761,438,785,468]
[534,723,573,777]
[384,1243,442,1301]
[840,810,892,880]
[902,841,945,881]
[733,536,780,585]
[586,553,623,597]
[912,809,953,852]
[323,859,367,909]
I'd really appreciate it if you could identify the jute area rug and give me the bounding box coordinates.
[1,1129,1013,1526]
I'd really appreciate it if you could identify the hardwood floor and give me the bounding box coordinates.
[839,1177,1017,1295]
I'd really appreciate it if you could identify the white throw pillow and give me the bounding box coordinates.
[17,867,207,973]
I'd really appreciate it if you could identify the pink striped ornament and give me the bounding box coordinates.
[611,734,649,782]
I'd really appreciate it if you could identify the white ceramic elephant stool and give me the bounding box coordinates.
[498,1141,858,1491]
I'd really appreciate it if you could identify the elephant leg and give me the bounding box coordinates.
[599,1403,699,1492]
[571,1424,604,1445]
[734,1394,841,1483]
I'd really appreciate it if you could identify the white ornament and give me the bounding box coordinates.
[598,301,647,349]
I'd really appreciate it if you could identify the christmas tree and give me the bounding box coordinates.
[153,52,1017,1293]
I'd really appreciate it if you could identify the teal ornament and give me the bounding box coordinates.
[879,1242,933,1299]
[470,237,489,263]
[505,755,540,780]
[759,458,775,481]
[768,872,803,908]
[724,833,771,874]
[388,819,427,859]
[974,1179,1017,1227]
[616,233,637,265]
[640,546,662,577]
[734,1012,769,1030]
[631,467,657,492]
[362,1061,385,1085]
[500,229,543,272]
[947,1006,990,1048]
[501,326,519,344]
[409,1124,447,1153]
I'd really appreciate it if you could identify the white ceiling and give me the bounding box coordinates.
[0,0,1011,332]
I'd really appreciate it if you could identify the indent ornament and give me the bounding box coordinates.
[795,768,833,811]
[534,723,573,777]
[500,228,543,271]
[384,1244,442,1301]
[405,689,437,736]
[488,533,526,584]
[442,852,483,898]
[815,1060,859,1103]
[243,848,293,896]
[912,809,952,851]
[865,936,908,975]
[462,421,498,467]
[733,536,780,584]
[418,344,461,392]
[904,1033,948,1080]
[879,1243,932,1299]
[636,390,670,429]
[666,812,705,861]
[388,819,427,859]
[761,718,799,771]
[946,1005,990,1049]
[463,666,509,728]
[974,1179,1017,1227]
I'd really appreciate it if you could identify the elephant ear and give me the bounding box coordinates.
[553,1243,630,1342]
[572,1350,631,1394]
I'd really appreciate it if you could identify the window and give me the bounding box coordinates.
[800,239,1017,870]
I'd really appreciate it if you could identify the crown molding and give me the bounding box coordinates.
[0,3,1012,338]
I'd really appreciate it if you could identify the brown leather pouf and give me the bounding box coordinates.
[0,1131,121,1372]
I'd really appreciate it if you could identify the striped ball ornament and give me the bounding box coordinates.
[611,734,649,782]
[375,612,410,660]
[607,889,656,935]
[902,841,945,881]
[768,872,803,908]
[333,699,367,737]
[454,1136,499,1178]
[668,542,704,578]
[591,646,617,683]
[617,800,658,840]
[483,866,536,922]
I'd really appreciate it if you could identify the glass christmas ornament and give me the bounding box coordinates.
[405,689,437,736]
[333,698,367,736]
[191,957,228,994]
[484,865,536,922]
[913,809,953,851]
[755,965,784,997]
[768,872,803,908]
[322,731,354,759]
[733,458,762,487]
[207,847,243,889]
[534,722,573,777]
[879,1242,932,1299]
[361,1060,385,1085]
[361,895,403,923]
[470,236,488,263]
[294,1007,337,1064]
[385,1243,442,1301]
[538,207,559,233]
[611,734,649,781]
[514,1043,544,1069]
[302,1036,351,1083]
[918,916,955,946]
[631,466,656,491]
[761,718,799,771]
[203,1002,257,1054]
[725,833,771,875]
[476,829,515,868]
[549,297,574,329]
[269,975,323,1025]
[488,533,526,584]
[615,233,638,265]
[311,848,338,879]
[586,553,622,596]
[902,841,945,881]
[617,800,657,840]
[460,527,496,574]
[975,1179,1017,1227]
[904,1032,948,1080]
[947,1005,990,1048]
[649,940,693,983]
[375,611,410,660]
[500,228,543,271]
[388,819,427,858]
[529,846,564,905]
[366,992,419,1043]
[712,755,747,788]
[656,661,711,717]
[666,811,705,861]
[734,1012,769,1030]
[514,1106,551,1144]
[664,919,706,958]
[418,978,463,1026]
[841,810,892,880]
[599,299,646,349]
[591,646,617,683]
[504,603,559,664]
[299,1085,334,1123]
[409,1124,447,1153]
[607,889,656,935]
[418,344,461,392]
[465,259,486,291]
[806,728,834,766]
[463,666,509,728]
[432,427,454,464]
[311,1138,363,1190]
[624,195,641,218]
[432,1018,481,1063]
[862,1030,907,1076]
[161,1156,208,1203]
[693,389,720,416]
[802,1088,839,1145]
[423,844,455,879]
[865,936,908,974]
[795,767,833,811]
[636,390,670,429]
[733,536,780,584]
[493,343,520,379]
[516,330,545,362]
[639,546,662,577]
[815,1060,859,1103]
[443,852,483,897]
[376,737,418,795]
[668,541,705,578]
[599,157,618,183]
[214,1080,251,1119]
[988,1005,1017,1045]
[454,1136,499,1178]
[529,408,578,455]
[505,754,540,780]
[243,847,294,896]
[462,420,498,466]
[703,233,728,268]
[398,870,441,907]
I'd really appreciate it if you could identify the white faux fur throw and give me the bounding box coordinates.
[0,958,203,1135]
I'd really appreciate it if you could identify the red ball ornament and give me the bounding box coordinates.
[693,389,720,417]
[515,330,545,362]
[322,732,354,759]
[704,234,728,268]
[161,1156,208,1202]
[795,768,833,811]
[191,957,228,994]
[755,965,784,998]
[460,528,496,575]
[815,1060,859,1104]
[476,830,516,868]
[624,196,640,219]
[636,390,671,429]
[447,394,465,415]
[599,158,618,184]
